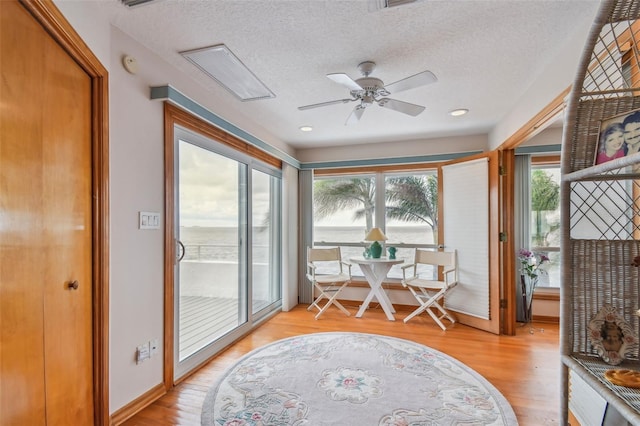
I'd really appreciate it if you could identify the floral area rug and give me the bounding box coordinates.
[201,332,517,425]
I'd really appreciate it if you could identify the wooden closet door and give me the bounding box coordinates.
[0,1,94,424]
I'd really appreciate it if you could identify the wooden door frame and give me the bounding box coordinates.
[19,1,110,424]
[162,103,282,388]
[500,149,517,335]
[497,88,568,335]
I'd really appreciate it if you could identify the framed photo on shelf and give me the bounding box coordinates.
[588,304,638,365]
[595,108,640,166]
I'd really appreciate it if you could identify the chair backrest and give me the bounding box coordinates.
[308,247,342,263]
[307,247,344,276]
[415,249,457,282]
[415,249,455,266]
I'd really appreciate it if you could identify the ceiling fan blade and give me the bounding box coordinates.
[345,105,366,125]
[298,98,353,111]
[327,73,363,91]
[378,98,425,116]
[385,70,437,94]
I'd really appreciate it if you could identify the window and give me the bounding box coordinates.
[312,174,375,276]
[530,164,560,288]
[312,171,438,279]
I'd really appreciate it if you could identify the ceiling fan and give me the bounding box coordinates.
[298,61,437,125]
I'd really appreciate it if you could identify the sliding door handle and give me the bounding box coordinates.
[177,240,186,262]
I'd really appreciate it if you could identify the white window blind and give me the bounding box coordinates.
[442,158,490,319]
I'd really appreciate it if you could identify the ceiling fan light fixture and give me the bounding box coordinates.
[298,61,436,123]
[449,108,469,117]
[361,94,376,106]
[299,125,313,132]
[180,44,274,101]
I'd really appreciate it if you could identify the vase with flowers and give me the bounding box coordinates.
[518,248,550,323]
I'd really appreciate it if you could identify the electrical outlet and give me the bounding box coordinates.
[150,339,159,357]
[136,343,150,364]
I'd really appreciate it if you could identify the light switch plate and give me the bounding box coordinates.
[136,343,150,364]
[139,211,160,230]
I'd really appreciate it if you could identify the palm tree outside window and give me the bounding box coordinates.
[530,165,560,288]
[312,171,438,279]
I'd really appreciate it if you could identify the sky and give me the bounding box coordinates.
[178,141,271,227]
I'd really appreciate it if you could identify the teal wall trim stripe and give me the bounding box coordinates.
[515,144,562,155]
[300,151,483,170]
[150,85,300,168]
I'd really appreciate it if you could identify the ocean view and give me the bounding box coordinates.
[180,225,435,262]
[180,226,269,262]
[180,225,436,279]
[180,225,559,286]
[313,226,435,245]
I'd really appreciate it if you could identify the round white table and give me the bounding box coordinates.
[349,256,403,321]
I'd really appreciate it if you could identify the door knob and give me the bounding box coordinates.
[68,280,79,290]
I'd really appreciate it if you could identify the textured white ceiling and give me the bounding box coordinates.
[97,0,600,149]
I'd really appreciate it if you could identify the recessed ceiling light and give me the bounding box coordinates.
[299,125,313,132]
[449,109,469,117]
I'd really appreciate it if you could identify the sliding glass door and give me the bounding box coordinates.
[252,169,281,315]
[173,126,281,379]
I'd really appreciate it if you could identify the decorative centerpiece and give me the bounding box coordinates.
[387,246,397,259]
[364,228,387,259]
[517,248,549,324]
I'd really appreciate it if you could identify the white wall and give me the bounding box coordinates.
[489,13,596,150]
[282,163,299,311]
[533,296,559,319]
[108,29,167,411]
[523,126,563,147]
[296,134,488,163]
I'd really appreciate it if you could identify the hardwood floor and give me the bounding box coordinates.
[121,304,560,425]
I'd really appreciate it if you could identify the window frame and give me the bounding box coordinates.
[164,103,283,384]
[530,155,561,297]
[312,167,440,282]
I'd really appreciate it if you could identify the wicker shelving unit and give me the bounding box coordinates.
[561,0,640,423]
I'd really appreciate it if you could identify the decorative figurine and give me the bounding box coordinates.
[388,247,397,259]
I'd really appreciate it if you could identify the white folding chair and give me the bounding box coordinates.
[306,247,352,319]
[401,249,458,330]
